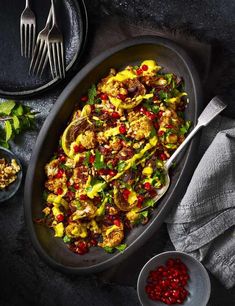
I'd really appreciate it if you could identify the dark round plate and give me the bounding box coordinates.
[0,0,88,98]
[0,147,23,203]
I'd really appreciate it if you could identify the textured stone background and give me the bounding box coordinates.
[0,0,235,305]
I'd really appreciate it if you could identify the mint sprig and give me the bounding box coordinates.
[0,100,38,148]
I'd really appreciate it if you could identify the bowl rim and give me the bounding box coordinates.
[0,146,23,202]
[24,35,203,273]
[137,250,211,306]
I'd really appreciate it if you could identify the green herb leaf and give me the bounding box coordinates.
[149,127,157,138]
[144,198,155,207]
[94,150,105,170]
[152,105,160,114]
[0,100,15,115]
[115,244,127,252]
[0,139,9,148]
[117,161,126,172]
[59,164,71,170]
[69,186,76,193]
[139,211,149,218]
[63,235,71,243]
[43,191,49,201]
[164,73,173,84]
[12,104,24,116]
[180,120,191,135]
[103,246,114,253]
[5,120,12,141]
[12,115,20,132]
[84,151,91,167]
[87,84,97,105]
[158,90,170,101]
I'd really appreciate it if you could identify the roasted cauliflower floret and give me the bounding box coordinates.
[99,224,124,248]
[79,130,96,149]
[45,177,67,195]
[70,200,97,220]
[45,159,59,177]
[129,116,153,140]
[65,222,88,238]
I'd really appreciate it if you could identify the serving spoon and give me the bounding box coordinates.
[139,96,227,212]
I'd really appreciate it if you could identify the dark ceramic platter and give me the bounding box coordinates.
[24,36,203,274]
[0,0,87,98]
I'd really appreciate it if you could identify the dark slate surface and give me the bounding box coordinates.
[0,1,235,305]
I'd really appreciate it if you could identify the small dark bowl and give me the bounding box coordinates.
[137,251,211,306]
[0,147,23,203]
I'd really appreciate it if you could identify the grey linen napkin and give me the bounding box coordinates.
[166,115,235,289]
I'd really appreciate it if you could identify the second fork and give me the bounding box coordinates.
[29,9,52,76]
[47,0,65,79]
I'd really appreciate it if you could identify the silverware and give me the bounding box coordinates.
[29,9,52,76]
[20,0,36,58]
[48,0,65,79]
[139,96,227,212]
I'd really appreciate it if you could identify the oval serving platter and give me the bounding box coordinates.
[24,36,203,274]
[0,0,88,98]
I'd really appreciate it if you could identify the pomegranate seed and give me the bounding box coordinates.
[89,155,95,163]
[136,68,143,75]
[98,169,109,176]
[141,64,148,71]
[154,122,159,129]
[166,124,174,129]
[157,110,164,118]
[59,155,66,162]
[111,111,120,119]
[158,130,165,137]
[100,93,108,100]
[111,158,119,167]
[140,106,147,114]
[166,258,175,267]
[81,96,88,102]
[117,94,126,101]
[74,183,79,190]
[122,189,131,201]
[57,214,64,222]
[80,194,88,201]
[144,182,151,190]
[66,181,71,187]
[109,169,117,176]
[74,144,85,153]
[145,111,157,120]
[119,124,126,134]
[56,169,64,178]
[90,239,97,246]
[66,191,75,201]
[76,241,89,254]
[113,219,121,227]
[137,195,144,207]
[57,188,63,195]
[160,153,167,161]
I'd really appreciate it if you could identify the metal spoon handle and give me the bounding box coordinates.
[165,96,227,170]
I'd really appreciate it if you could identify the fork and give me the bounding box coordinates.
[20,0,36,58]
[48,0,65,79]
[29,9,52,76]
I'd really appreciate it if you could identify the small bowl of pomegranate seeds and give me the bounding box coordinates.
[137,251,211,306]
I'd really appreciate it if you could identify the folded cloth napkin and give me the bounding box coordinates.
[166,115,235,289]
